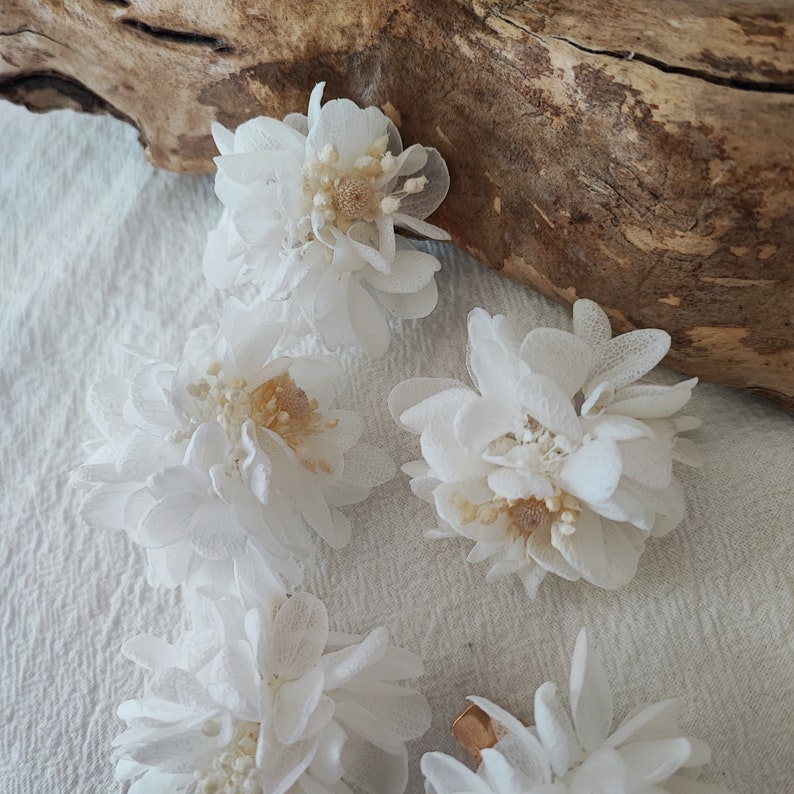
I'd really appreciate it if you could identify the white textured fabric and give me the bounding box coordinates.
[1,100,792,793]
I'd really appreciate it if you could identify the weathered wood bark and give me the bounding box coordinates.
[2,1,793,409]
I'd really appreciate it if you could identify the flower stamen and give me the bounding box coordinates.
[185,367,333,474]
[332,174,376,220]
[507,498,552,541]
[190,720,260,794]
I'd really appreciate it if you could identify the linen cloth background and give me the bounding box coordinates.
[1,100,792,794]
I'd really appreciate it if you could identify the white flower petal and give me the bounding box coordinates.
[398,385,475,435]
[274,667,328,744]
[189,502,248,560]
[520,328,591,399]
[208,645,260,721]
[480,747,536,790]
[559,438,622,504]
[567,748,628,794]
[604,699,683,748]
[307,99,389,171]
[267,593,329,679]
[467,339,524,401]
[305,721,347,785]
[433,478,503,540]
[211,121,235,155]
[390,212,450,240]
[388,378,469,430]
[80,482,143,533]
[347,278,392,358]
[421,419,493,482]
[363,248,440,294]
[573,299,613,349]
[453,397,513,452]
[551,510,607,584]
[585,328,671,394]
[340,735,408,794]
[606,378,698,419]
[620,737,693,785]
[468,696,551,784]
[121,635,180,672]
[258,735,319,794]
[421,751,493,794]
[376,278,439,319]
[515,373,582,442]
[526,523,582,581]
[570,629,613,752]
[534,681,584,776]
[488,468,554,501]
[234,115,305,153]
[333,701,404,755]
[184,421,228,471]
[139,493,199,548]
[582,414,653,441]
[320,627,389,690]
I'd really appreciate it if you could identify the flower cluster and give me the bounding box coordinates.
[204,82,450,358]
[70,83,726,793]
[114,585,431,793]
[72,86,456,793]
[390,300,701,598]
[74,299,395,593]
[421,629,729,794]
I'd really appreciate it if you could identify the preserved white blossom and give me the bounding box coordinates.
[73,298,395,591]
[204,82,451,357]
[389,301,701,598]
[114,588,431,793]
[421,629,730,794]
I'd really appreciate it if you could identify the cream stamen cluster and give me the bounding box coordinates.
[190,721,260,794]
[470,418,580,539]
[179,363,336,474]
[304,136,430,232]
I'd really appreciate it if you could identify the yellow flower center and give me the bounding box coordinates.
[506,497,553,541]
[452,492,582,544]
[332,174,375,221]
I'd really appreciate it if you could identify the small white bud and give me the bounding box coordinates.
[367,134,389,156]
[404,176,428,194]
[318,143,338,164]
[560,510,576,525]
[380,195,401,214]
[380,152,397,173]
[354,155,378,174]
[313,190,331,208]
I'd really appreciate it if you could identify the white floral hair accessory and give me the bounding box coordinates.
[389,300,701,598]
[73,297,395,592]
[421,628,730,794]
[113,587,431,793]
[204,82,451,357]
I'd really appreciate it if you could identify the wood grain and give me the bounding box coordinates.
[2,1,792,408]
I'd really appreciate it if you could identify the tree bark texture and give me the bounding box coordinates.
[2,1,793,408]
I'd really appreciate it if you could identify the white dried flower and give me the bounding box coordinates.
[73,298,394,592]
[113,589,431,794]
[204,82,451,357]
[389,301,701,599]
[421,628,730,794]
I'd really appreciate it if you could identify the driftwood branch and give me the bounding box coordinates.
[2,0,792,408]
